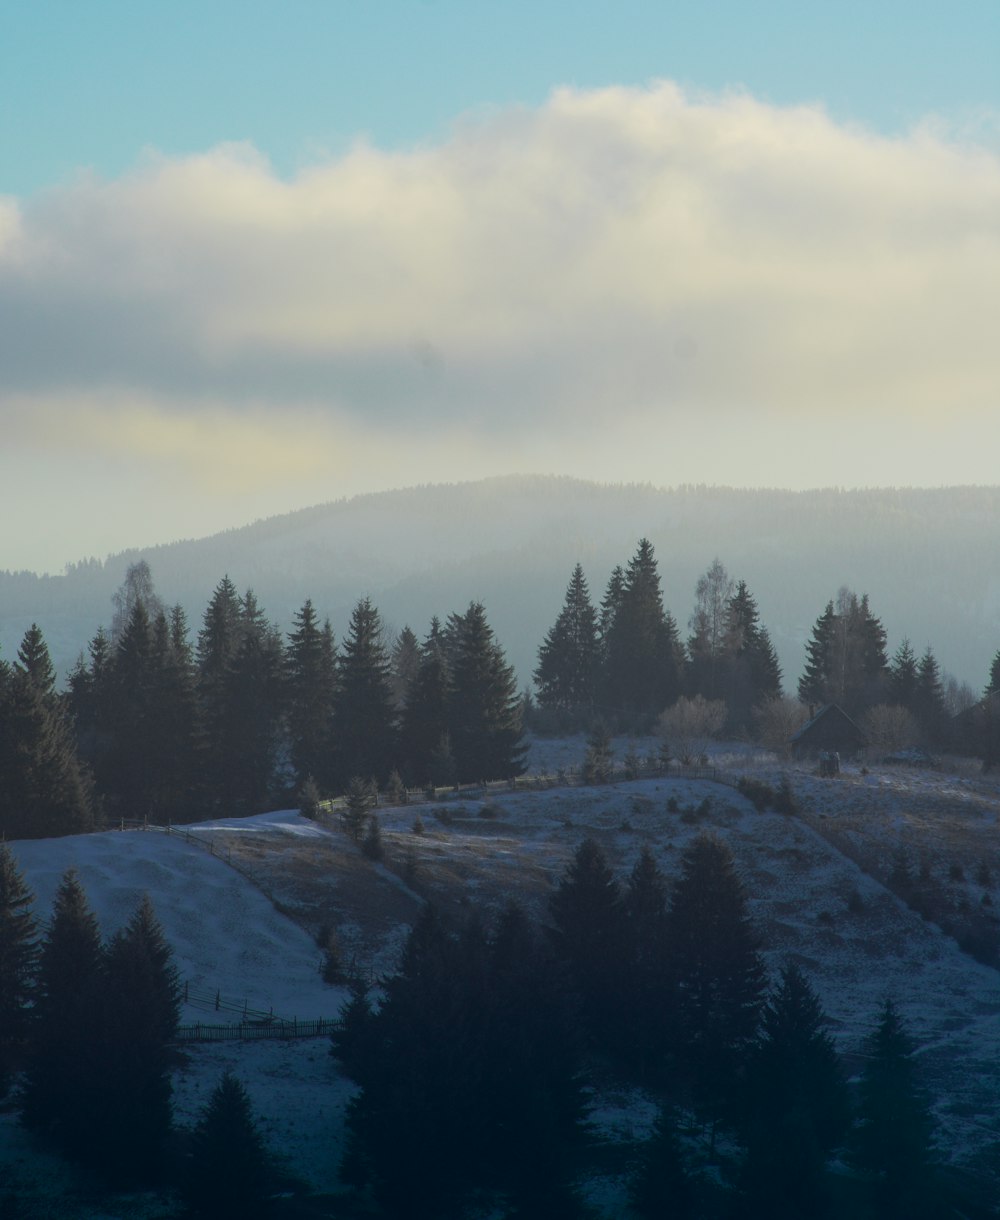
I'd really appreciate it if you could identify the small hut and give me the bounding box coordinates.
[790,703,868,766]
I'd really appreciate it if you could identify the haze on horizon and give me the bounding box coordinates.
[2,2,999,575]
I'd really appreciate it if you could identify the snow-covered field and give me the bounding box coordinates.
[4,733,1000,1214]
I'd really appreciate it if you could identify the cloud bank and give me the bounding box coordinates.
[2,82,999,567]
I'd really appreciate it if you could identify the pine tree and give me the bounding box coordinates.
[889,638,920,712]
[0,843,38,1094]
[724,579,782,732]
[389,625,421,708]
[187,1072,273,1217]
[446,602,526,782]
[852,999,941,1219]
[0,666,95,839]
[534,563,600,717]
[21,869,105,1155]
[601,540,684,719]
[285,599,337,789]
[915,646,946,747]
[667,833,766,1125]
[986,649,1000,697]
[736,964,849,1218]
[798,590,889,716]
[629,1106,697,1219]
[93,895,181,1181]
[399,620,452,785]
[332,597,397,787]
[622,845,672,1077]
[548,837,627,1047]
[15,623,57,701]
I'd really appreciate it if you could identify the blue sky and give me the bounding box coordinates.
[1,2,999,572]
[5,1,998,196]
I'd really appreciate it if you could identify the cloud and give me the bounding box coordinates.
[1,82,999,479]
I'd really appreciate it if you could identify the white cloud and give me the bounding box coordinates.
[1,81,999,535]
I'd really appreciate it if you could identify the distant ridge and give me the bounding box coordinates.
[2,476,998,693]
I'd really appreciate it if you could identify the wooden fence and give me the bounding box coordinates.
[175,1016,339,1043]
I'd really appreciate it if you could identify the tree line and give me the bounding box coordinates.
[0,561,526,838]
[3,545,999,841]
[0,843,276,1216]
[535,542,999,761]
[333,831,949,1219]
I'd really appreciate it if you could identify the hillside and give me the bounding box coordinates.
[5,735,1000,1214]
[2,477,999,692]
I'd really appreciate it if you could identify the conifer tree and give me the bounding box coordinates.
[0,844,38,1094]
[736,964,849,1219]
[15,623,57,701]
[724,579,783,732]
[93,895,181,1181]
[889,638,919,712]
[549,837,627,1047]
[0,666,95,839]
[601,540,684,719]
[667,833,766,1124]
[389,625,421,708]
[915,646,946,746]
[623,845,672,1076]
[399,620,452,785]
[187,1072,273,1217]
[332,597,397,787]
[798,590,889,716]
[534,563,600,716]
[21,869,105,1155]
[446,602,526,782]
[987,649,1000,697]
[852,999,941,1219]
[285,599,337,789]
[629,1106,697,1219]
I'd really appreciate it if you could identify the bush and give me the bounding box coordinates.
[362,815,383,861]
[737,776,775,812]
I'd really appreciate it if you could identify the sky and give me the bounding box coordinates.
[2,1,999,573]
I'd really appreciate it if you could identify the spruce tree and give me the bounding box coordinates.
[622,845,672,1077]
[399,620,452,785]
[798,590,889,716]
[548,837,627,1048]
[736,964,849,1219]
[93,895,181,1181]
[21,869,105,1156]
[446,602,526,782]
[889,638,920,713]
[987,649,1000,697]
[601,539,684,719]
[629,1106,697,1219]
[0,844,38,1094]
[15,623,57,701]
[0,666,95,839]
[667,833,766,1125]
[187,1072,273,1217]
[724,579,783,732]
[285,599,337,790]
[534,563,600,717]
[915,646,946,747]
[389,625,421,708]
[332,597,397,787]
[852,999,941,1219]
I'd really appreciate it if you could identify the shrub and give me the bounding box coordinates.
[737,776,775,812]
[299,776,322,820]
[773,774,798,815]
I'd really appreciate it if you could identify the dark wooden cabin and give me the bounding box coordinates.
[790,703,868,761]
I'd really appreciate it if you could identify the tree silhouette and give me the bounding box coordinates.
[187,1071,273,1217]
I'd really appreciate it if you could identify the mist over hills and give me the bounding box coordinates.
[2,476,998,695]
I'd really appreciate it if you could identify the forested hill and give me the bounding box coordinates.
[2,477,998,691]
